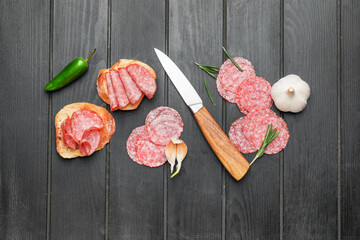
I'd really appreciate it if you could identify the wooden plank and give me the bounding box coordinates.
[283,0,337,239]
[167,1,223,239]
[50,1,108,239]
[341,0,360,239]
[108,0,165,238]
[0,0,49,239]
[225,0,281,239]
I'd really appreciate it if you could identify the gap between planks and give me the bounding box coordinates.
[221,0,227,239]
[46,0,54,239]
[163,0,170,239]
[104,0,112,239]
[279,0,285,239]
[336,0,341,239]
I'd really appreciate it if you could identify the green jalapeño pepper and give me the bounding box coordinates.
[44,48,96,91]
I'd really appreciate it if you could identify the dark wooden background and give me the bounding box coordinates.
[0,0,359,239]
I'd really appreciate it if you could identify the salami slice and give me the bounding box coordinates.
[109,69,129,108]
[105,72,119,111]
[61,118,78,150]
[236,76,273,115]
[79,129,101,156]
[117,68,142,105]
[216,78,237,103]
[246,107,276,119]
[135,135,167,167]
[145,106,184,146]
[217,57,256,95]
[250,115,289,154]
[229,117,257,154]
[70,109,104,143]
[126,64,157,99]
[242,108,276,146]
[126,125,147,165]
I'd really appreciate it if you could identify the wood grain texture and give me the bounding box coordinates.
[341,0,360,239]
[0,0,49,239]
[1,0,360,238]
[50,1,108,239]
[108,0,165,239]
[284,0,338,239]
[225,0,281,239]
[167,1,223,239]
[194,107,249,180]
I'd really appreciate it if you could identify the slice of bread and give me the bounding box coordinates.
[55,102,115,159]
[96,59,156,111]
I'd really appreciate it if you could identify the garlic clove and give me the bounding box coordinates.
[165,141,177,173]
[175,140,188,162]
[171,162,182,178]
[170,139,188,178]
[171,138,183,145]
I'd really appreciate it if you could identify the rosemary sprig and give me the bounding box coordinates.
[250,123,280,166]
[194,62,219,79]
[222,46,243,72]
[204,78,215,105]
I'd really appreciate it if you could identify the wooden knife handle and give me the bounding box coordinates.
[194,106,250,181]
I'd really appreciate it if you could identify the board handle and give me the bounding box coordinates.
[194,106,250,180]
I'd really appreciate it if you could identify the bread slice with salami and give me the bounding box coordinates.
[55,102,115,159]
[97,59,157,111]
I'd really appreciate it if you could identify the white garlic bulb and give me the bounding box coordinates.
[271,74,310,113]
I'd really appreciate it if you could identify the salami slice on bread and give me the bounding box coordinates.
[97,59,157,111]
[55,102,115,158]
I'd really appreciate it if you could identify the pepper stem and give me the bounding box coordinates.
[85,48,96,63]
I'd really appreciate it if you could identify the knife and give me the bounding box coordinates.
[154,48,250,181]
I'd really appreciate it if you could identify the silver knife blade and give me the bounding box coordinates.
[154,48,203,113]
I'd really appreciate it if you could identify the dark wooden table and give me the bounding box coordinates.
[1,0,359,239]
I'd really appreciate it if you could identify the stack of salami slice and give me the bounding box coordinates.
[216,57,289,155]
[217,57,256,104]
[229,108,289,154]
[217,57,273,114]
[126,106,184,167]
[97,60,158,112]
[61,109,104,156]
[102,64,156,111]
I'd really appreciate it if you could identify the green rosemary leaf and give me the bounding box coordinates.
[204,78,216,105]
[194,62,219,79]
[222,46,243,72]
[208,68,220,73]
[269,131,280,142]
[208,72,218,79]
[249,123,279,166]
[194,62,219,72]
